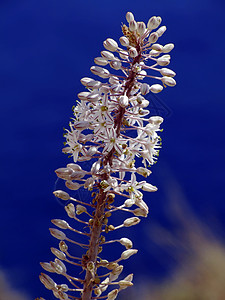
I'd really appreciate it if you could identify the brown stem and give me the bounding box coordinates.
[82,189,107,300]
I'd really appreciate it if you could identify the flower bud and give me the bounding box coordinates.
[120,249,138,260]
[119,95,129,108]
[136,167,152,177]
[109,76,119,84]
[156,25,167,37]
[39,273,56,290]
[141,182,158,192]
[133,208,148,217]
[124,273,133,282]
[94,57,108,66]
[101,50,115,60]
[124,199,135,207]
[55,168,73,180]
[123,217,140,227]
[148,32,158,44]
[149,49,161,57]
[162,43,174,53]
[107,289,118,300]
[51,247,66,260]
[129,47,138,58]
[129,20,137,32]
[59,241,68,252]
[119,36,129,47]
[87,146,98,156]
[137,22,146,36]
[40,262,55,273]
[140,83,150,95]
[49,228,66,240]
[151,43,163,51]
[51,259,67,274]
[103,38,118,52]
[119,238,133,249]
[147,16,161,30]
[118,280,133,289]
[90,66,110,78]
[84,177,95,189]
[51,219,69,230]
[65,181,81,190]
[78,91,90,101]
[161,76,176,87]
[53,190,70,201]
[157,54,171,66]
[76,204,87,215]
[80,77,93,86]
[126,12,134,23]
[160,68,176,77]
[65,203,76,218]
[67,163,82,171]
[110,60,122,70]
[148,116,164,125]
[119,50,128,60]
[150,84,163,93]
[74,121,90,130]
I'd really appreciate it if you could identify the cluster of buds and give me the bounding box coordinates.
[37,12,176,300]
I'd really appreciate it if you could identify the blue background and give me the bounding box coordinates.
[0,0,225,299]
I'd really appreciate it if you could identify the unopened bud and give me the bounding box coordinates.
[160,67,176,77]
[51,247,66,260]
[150,84,163,93]
[59,241,68,252]
[91,160,101,174]
[94,57,108,66]
[157,54,170,66]
[120,249,138,260]
[147,16,161,30]
[136,167,152,177]
[101,50,115,60]
[119,238,133,249]
[148,116,164,125]
[76,205,87,215]
[141,182,158,192]
[90,66,110,78]
[49,228,66,241]
[140,83,150,95]
[161,76,176,87]
[118,280,133,290]
[103,38,118,52]
[126,12,134,23]
[162,43,174,53]
[124,199,135,207]
[123,217,140,227]
[119,95,129,108]
[133,208,148,217]
[53,190,70,201]
[39,273,56,290]
[129,20,137,32]
[137,22,146,36]
[148,32,158,44]
[55,168,73,180]
[129,47,138,58]
[156,25,167,37]
[51,219,69,230]
[107,289,118,300]
[119,36,129,47]
[40,262,55,273]
[65,203,75,218]
[80,77,94,86]
[65,181,81,191]
[110,60,122,70]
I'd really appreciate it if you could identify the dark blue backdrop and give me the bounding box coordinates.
[1,0,225,298]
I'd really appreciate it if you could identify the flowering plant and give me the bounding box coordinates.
[37,12,176,300]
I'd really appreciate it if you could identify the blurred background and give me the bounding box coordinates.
[0,0,225,299]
